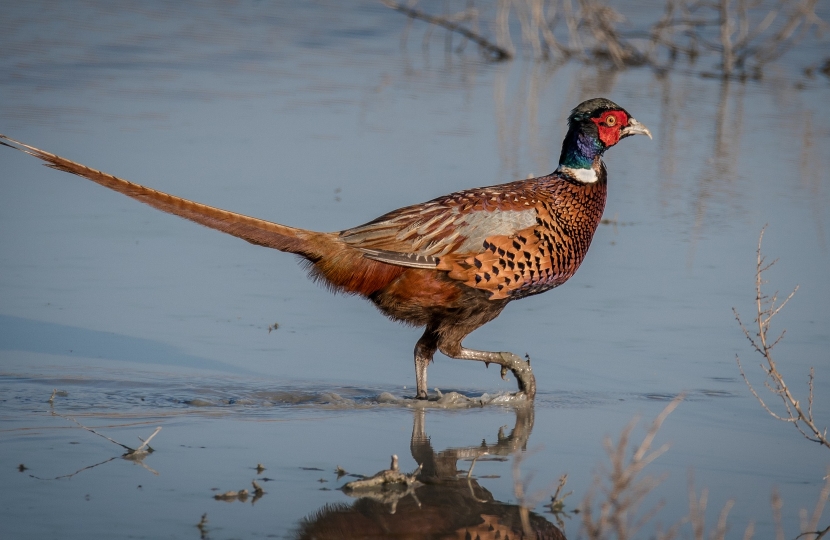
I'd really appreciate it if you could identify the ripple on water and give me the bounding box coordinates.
[0,370,543,419]
[1,369,744,421]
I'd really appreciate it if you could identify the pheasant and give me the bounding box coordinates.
[1,98,650,400]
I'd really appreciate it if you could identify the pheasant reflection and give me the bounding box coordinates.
[294,407,565,539]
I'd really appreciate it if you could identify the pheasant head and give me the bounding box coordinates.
[558,98,652,178]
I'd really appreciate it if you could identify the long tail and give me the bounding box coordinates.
[0,134,405,296]
[1,134,321,253]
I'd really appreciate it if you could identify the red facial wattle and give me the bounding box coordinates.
[592,110,629,147]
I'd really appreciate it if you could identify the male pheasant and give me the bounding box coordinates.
[1,98,650,399]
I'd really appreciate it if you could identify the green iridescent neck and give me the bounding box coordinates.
[558,129,604,169]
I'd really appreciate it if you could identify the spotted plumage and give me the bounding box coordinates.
[0,97,651,400]
[343,172,607,301]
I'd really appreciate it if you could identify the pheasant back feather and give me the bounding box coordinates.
[437,171,607,299]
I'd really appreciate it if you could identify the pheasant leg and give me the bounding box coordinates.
[439,343,536,399]
[413,328,439,399]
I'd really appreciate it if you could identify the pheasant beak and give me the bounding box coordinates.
[621,117,652,140]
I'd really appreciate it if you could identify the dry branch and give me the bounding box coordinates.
[580,395,684,540]
[343,454,422,490]
[796,470,830,540]
[686,472,736,540]
[214,489,249,502]
[28,456,120,481]
[213,481,265,504]
[548,473,572,512]
[196,513,209,540]
[51,409,162,457]
[383,0,826,77]
[511,447,565,538]
[545,473,574,532]
[43,391,162,477]
[733,227,829,450]
[381,0,512,60]
[341,454,423,514]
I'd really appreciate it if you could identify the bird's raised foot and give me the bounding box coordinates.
[489,351,536,399]
[449,347,538,399]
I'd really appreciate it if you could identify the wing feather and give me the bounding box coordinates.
[340,185,540,274]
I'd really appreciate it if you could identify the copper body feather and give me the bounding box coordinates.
[342,170,607,301]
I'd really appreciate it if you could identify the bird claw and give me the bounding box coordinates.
[500,366,508,380]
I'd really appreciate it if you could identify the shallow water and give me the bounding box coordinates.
[1,1,829,538]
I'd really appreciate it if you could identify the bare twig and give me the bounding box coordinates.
[341,455,422,514]
[549,473,573,512]
[51,410,162,456]
[733,227,829,450]
[746,0,827,68]
[797,470,830,540]
[43,391,162,477]
[547,473,574,532]
[773,487,785,540]
[251,480,266,504]
[51,411,131,452]
[511,447,565,538]
[512,449,537,539]
[580,395,684,540]
[343,454,422,490]
[28,456,119,481]
[135,427,162,454]
[196,513,209,540]
[687,471,735,540]
[381,0,512,60]
[384,0,827,77]
[214,489,249,502]
[719,0,734,75]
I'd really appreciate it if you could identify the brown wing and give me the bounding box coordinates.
[340,181,539,264]
[340,181,587,300]
[438,218,567,300]
[439,177,607,300]
[343,174,607,301]
[0,134,329,256]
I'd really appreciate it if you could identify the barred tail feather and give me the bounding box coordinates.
[0,134,329,254]
[1,134,406,297]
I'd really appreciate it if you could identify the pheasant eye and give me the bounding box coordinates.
[605,115,616,126]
